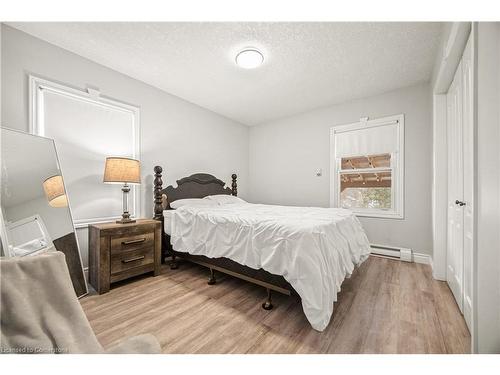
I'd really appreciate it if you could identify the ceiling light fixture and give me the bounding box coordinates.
[235,48,264,69]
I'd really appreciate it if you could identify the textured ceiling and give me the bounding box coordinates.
[8,22,443,126]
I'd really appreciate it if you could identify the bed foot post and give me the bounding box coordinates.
[262,288,273,310]
[170,254,178,270]
[207,268,217,285]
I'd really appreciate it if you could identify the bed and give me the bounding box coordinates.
[153,166,371,331]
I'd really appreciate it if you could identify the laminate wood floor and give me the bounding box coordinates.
[81,256,470,354]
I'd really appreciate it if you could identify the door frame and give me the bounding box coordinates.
[432,22,477,353]
[446,60,465,312]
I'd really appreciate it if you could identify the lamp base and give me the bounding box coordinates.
[116,183,135,224]
[116,217,136,224]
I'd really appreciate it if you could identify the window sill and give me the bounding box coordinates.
[354,211,404,220]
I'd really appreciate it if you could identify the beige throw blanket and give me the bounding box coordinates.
[1,252,160,354]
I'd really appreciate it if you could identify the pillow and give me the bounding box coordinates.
[161,194,168,210]
[204,194,247,205]
[170,198,218,209]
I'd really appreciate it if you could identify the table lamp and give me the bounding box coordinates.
[43,175,68,208]
[103,157,141,224]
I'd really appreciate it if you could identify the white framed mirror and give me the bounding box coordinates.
[1,127,88,298]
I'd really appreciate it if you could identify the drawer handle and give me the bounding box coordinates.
[122,255,145,263]
[122,238,146,245]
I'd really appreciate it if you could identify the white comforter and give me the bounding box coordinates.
[170,203,371,331]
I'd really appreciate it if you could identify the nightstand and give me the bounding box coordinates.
[88,219,162,294]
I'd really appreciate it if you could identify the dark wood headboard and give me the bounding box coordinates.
[153,166,237,219]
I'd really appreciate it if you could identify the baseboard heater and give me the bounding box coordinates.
[370,244,412,262]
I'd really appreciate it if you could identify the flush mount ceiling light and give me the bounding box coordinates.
[235,48,264,69]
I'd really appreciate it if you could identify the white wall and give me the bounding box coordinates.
[249,83,433,255]
[474,22,500,354]
[1,24,249,269]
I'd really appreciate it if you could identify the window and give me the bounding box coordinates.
[330,115,404,219]
[30,76,140,227]
[340,153,392,210]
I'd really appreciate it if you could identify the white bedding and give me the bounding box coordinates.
[163,210,173,235]
[168,203,371,331]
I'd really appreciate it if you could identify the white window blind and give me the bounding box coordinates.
[334,121,400,158]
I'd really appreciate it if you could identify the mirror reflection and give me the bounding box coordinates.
[1,127,87,297]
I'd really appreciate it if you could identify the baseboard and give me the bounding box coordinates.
[412,252,432,265]
[370,246,433,267]
[432,262,446,281]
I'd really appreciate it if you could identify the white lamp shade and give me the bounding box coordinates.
[43,175,68,208]
[103,157,141,184]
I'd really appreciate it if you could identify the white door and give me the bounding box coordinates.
[461,35,474,331]
[447,64,464,312]
[446,33,474,332]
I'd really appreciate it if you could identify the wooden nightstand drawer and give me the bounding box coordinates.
[110,232,155,253]
[111,247,154,274]
[89,219,161,294]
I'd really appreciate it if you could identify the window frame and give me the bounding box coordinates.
[29,75,141,227]
[330,114,405,219]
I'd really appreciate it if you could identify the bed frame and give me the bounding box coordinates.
[153,166,294,310]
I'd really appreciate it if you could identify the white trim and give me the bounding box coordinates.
[434,23,472,94]
[329,114,405,219]
[29,75,141,227]
[432,22,472,280]
[413,252,432,265]
[432,94,448,281]
[0,208,10,257]
[73,217,126,229]
[83,267,89,284]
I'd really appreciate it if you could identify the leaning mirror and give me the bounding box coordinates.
[1,127,87,297]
